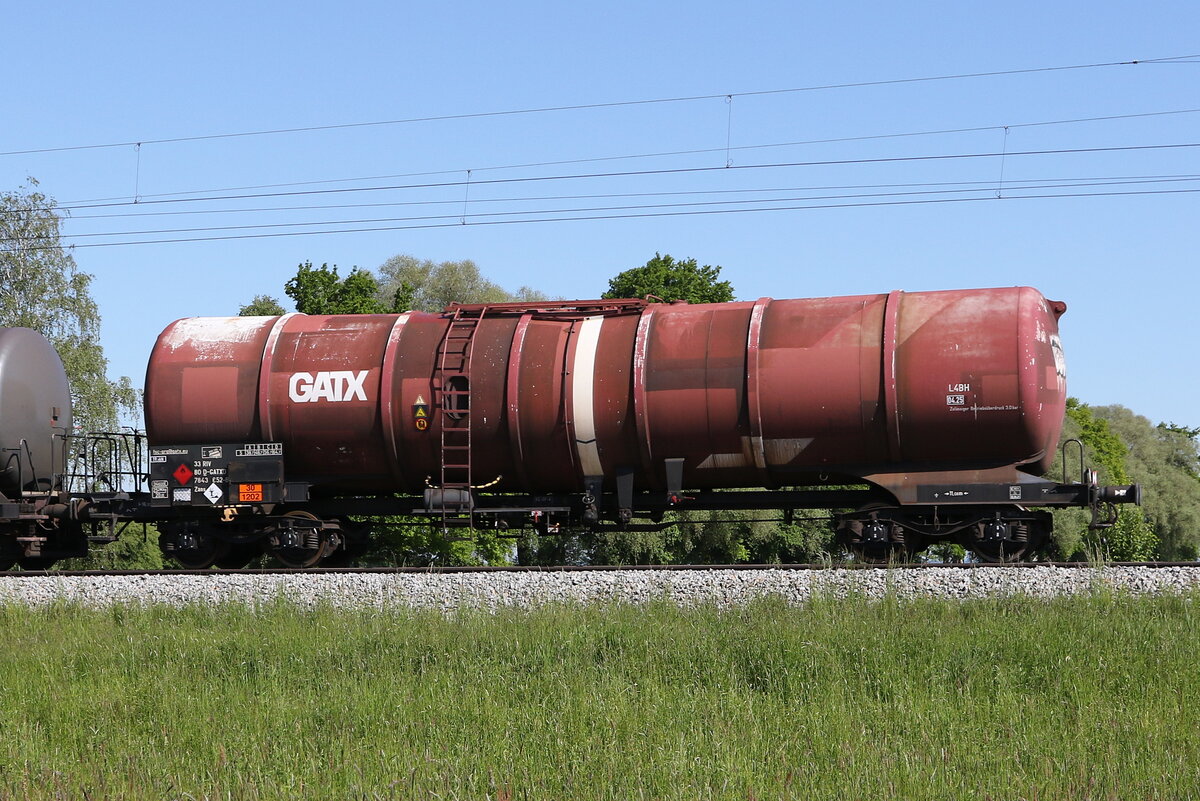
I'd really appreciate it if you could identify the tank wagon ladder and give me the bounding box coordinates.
[433,306,486,529]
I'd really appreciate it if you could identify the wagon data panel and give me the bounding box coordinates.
[149,443,284,508]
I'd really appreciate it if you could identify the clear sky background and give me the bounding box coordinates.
[4,1,1197,429]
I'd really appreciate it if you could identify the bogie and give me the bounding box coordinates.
[836,506,1051,563]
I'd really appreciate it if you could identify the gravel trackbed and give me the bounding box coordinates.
[1,566,1197,610]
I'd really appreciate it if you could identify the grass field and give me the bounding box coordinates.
[0,592,1197,800]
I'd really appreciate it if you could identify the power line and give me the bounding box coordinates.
[60,172,1200,221]
[45,106,1200,208]
[10,184,1197,251]
[62,187,1200,249]
[8,141,1193,218]
[2,54,1194,158]
[38,176,1200,241]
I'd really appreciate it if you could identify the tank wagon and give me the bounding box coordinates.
[142,286,1137,567]
[0,287,1141,569]
[0,328,80,568]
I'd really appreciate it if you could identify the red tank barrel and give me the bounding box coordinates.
[144,287,1069,494]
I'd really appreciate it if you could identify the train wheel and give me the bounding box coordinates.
[160,522,230,569]
[267,512,335,569]
[840,511,915,564]
[318,518,368,567]
[969,516,1033,563]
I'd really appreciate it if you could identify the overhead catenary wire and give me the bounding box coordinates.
[3,56,1195,254]
[38,175,1200,241]
[8,141,1197,217]
[5,140,1198,247]
[57,172,1200,222]
[1,53,1194,159]
[34,106,1200,209]
[13,185,1200,251]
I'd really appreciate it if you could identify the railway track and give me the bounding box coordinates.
[4,562,1198,609]
[2,561,1198,578]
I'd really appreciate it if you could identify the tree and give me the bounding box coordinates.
[1046,400,1160,561]
[603,253,735,303]
[376,254,547,312]
[361,523,511,568]
[1092,405,1200,560]
[257,254,550,317]
[1157,422,1200,481]
[284,261,395,315]
[59,523,165,570]
[579,507,837,566]
[292,261,387,314]
[1,181,144,569]
[0,180,137,433]
[238,294,287,316]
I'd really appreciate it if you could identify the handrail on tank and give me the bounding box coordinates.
[1060,438,1089,485]
[443,298,650,318]
[59,430,149,494]
[52,432,72,493]
[1,440,50,494]
[19,439,39,492]
[1,449,23,495]
[51,423,69,491]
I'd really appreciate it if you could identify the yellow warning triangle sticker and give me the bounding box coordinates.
[415,408,428,418]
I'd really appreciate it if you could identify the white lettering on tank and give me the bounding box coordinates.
[288,371,369,403]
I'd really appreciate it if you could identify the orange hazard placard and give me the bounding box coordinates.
[238,483,264,502]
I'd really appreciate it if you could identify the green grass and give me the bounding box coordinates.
[0,593,1197,799]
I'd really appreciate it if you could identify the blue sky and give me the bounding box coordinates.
[5,1,1198,428]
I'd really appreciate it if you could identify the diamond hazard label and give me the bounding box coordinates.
[173,463,194,484]
[203,483,223,504]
